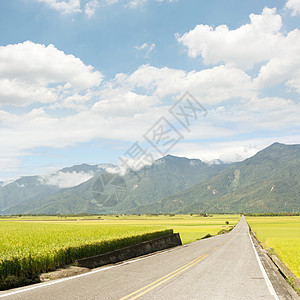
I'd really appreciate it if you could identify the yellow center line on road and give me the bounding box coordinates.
[119,253,209,300]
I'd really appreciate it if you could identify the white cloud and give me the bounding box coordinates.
[38,0,175,15]
[85,0,99,17]
[1,89,299,178]
[0,79,56,106]
[285,0,300,16]
[178,7,300,95]
[0,103,160,158]
[101,0,176,8]
[103,165,127,176]
[173,135,300,164]
[0,41,103,107]
[174,140,263,163]
[135,43,156,59]
[135,43,154,51]
[255,29,300,92]
[50,90,96,111]
[38,0,81,14]
[0,41,102,89]
[177,7,282,70]
[125,0,147,8]
[40,171,94,188]
[38,0,100,17]
[92,89,158,116]
[215,96,300,132]
[125,65,186,96]
[123,64,256,104]
[0,178,16,187]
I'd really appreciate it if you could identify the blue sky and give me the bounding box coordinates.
[0,0,300,180]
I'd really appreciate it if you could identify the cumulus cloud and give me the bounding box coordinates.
[0,79,56,106]
[285,0,300,16]
[0,41,103,107]
[50,88,99,111]
[38,0,81,14]
[92,89,159,117]
[178,7,300,95]
[38,0,100,17]
[120,64,256,104]
[255,29,300,92]
[177,8,282,70]
[37,0,174,15]
[0,41,102,88]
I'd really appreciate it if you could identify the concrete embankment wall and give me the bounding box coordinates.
[77,233,182,268]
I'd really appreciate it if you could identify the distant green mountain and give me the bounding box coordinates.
[129,143,300,214]
[0,176,60,213]
[2,143,300,215]
[4,179,96,215]
[2,155,228,215]
[0,164,107,214]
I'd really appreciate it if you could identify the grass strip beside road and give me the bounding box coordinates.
[246,216,300,280]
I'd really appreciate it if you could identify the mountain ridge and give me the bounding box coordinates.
[1,142,300,214]
[128,142,300,214]
[1,155,229,214]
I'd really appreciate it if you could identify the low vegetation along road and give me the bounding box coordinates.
[0,216,296,300]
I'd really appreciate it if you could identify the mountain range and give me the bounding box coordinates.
[130,143,300,214]
[1,142,299,214]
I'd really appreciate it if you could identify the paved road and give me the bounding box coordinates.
[0,216,296,300]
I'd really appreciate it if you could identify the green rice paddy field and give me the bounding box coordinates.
[0,214,239,289]
[247,216,300,279]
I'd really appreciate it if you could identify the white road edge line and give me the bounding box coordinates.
[248,230,279,300]
[0,242,187,298]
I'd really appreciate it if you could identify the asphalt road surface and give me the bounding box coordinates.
[0,216,297,300]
